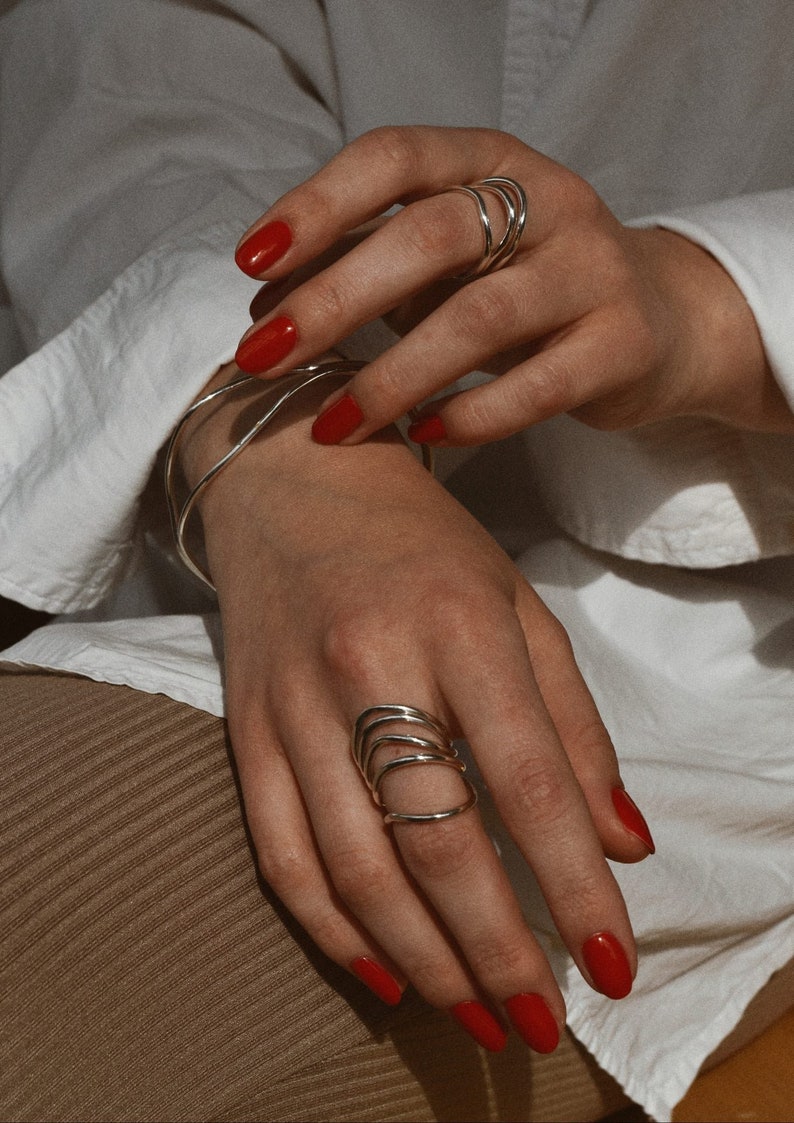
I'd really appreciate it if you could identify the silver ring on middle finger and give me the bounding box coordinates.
[352,704,478,824]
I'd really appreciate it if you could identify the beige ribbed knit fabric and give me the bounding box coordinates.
[0,667,628,1122]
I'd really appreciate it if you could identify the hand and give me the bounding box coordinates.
[184,366,655,1053]
[233,126,793,444]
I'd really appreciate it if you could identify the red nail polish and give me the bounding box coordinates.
[235,315,297,374]
[350,957,402,1006]
[311,394,364,444]
[407,415,446,444]
[450,1001,507,1052]
[235,220,292,276]
[612,788,655,854]
[582,932,633,999]
[504,993,560,1054]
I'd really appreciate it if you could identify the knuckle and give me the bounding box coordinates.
[467,931,532,986]
[574,870,604,914]
[364,357,414,417]
[540,607,574,651]
[398,198,462,261]
[417,579,506,652]
[307,275,350,326]
[291,179,334,228]
[304,908,356,958]
[573,395,647,432]
[555,167,604,222]
[355,126,419,180]
[566,711,611,758]
[449,278,519,343]
[397,819,478,882]
[555,866,604,919]
[590,235,634,291]
[572,374,656,432]
[257,841,313,897]
[322,610,384,685]
[504,756,569,827]
[329,848,394,912]
[451,389,511,443]
[525,352,578,420]
[399,952,459,1007]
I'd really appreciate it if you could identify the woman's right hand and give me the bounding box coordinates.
[186,366,655,1053]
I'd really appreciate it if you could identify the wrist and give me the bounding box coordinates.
[640,228,792,432]
[175,363,433,586]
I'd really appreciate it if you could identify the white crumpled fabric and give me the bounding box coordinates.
[1,3,793,1118]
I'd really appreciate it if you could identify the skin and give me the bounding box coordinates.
[236,126,794,441]
[181,366,650,1044]
[177,125,794,1043]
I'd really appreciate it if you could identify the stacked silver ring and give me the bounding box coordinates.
[352,704,478,824]
[444,175,527,278]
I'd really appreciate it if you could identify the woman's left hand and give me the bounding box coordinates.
[233,126,792,443]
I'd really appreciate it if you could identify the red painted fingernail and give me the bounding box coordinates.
[235,315,298,374]
[612,788,655,854]
[450,1001,507,1052]
[407,415,446,444]
[312,394,364,444]
[350,957,402,1006]
[504,993,560,1053]
[582,932,633,999]
[235,219,292,276]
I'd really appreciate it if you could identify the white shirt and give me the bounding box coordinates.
[1,3,793,1118]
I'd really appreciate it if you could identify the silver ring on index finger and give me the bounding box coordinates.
[442,175,527,278]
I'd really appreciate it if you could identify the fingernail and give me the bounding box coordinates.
[350,957,402,1006]
[612,788,655,854]
[235,315,297,374]
[312,394,364,444]
[504,993,560,1053]
[582,932,633,999]
[407,414,446,444]
[450,1001,507,1052]
[235,219,292,276]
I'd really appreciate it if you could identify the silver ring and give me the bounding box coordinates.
[352,704,478,824]
[443,176,527,278]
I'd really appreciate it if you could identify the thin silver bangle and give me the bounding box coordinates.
[164,360,435,591]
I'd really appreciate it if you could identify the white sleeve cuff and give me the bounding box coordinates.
[0,222,258,613]
[629,189,794,411]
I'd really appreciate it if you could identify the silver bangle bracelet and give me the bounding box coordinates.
[164,360,435,592]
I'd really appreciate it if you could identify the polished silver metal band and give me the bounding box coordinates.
[352,704,478,824]
[445,175,528,278]
[164,361,435,591]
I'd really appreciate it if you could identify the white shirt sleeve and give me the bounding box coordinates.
[0,0,343,612]
[632,189,794,412]
[521,190,794,569]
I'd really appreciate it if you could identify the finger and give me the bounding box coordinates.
[302,217,638,445]
[248,219,389,322]
[280,667,565,1053]
[325,641,568,1041]
[433,603,638,1001]
[268,681,496,1004]
[515,586,655,861]
[227,703,406,1007]
[234,126,539,280]
[305,259,590,447]
[235,191,498,380]
[408,305,653,446]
